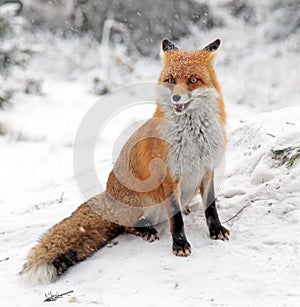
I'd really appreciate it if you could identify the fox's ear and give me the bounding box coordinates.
[161,38,179,52]
[202,39,221,61]
[203,39,221,52]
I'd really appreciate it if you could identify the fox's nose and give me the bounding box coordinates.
[172,94,181,102]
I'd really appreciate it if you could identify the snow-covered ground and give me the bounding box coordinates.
[0,1,300,306]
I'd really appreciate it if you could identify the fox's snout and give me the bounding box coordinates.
[171,93,191,104]
[172,94,181,102]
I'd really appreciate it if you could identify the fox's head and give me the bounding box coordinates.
[157,38,225,122]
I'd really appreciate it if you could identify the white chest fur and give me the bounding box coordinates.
[158,87,225,201]
[163,107,224,175]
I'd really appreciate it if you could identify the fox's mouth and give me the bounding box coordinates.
[173,100,192,115]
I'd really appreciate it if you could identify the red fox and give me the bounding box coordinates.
[21,38,230,284]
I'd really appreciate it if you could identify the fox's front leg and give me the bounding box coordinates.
[166,194,191,256]
[200,171,230,240]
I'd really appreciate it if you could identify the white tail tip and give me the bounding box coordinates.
[21,263,58,284]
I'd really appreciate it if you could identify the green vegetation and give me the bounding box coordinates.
[272,146,300,168]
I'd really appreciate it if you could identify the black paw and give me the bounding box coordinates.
[140,227,159,242]
[209,224,230,240]
[134,217,159,242]
[172,239,191,257]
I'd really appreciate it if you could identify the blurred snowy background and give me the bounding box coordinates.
[0,1,300,306]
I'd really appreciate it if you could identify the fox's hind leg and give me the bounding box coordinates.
[125,217,159,242]
[200,171,230,240]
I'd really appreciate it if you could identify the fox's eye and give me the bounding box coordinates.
[166,77,176,84]
[189,77,198,84]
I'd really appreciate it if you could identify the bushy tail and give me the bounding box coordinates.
[21,194,123,284]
